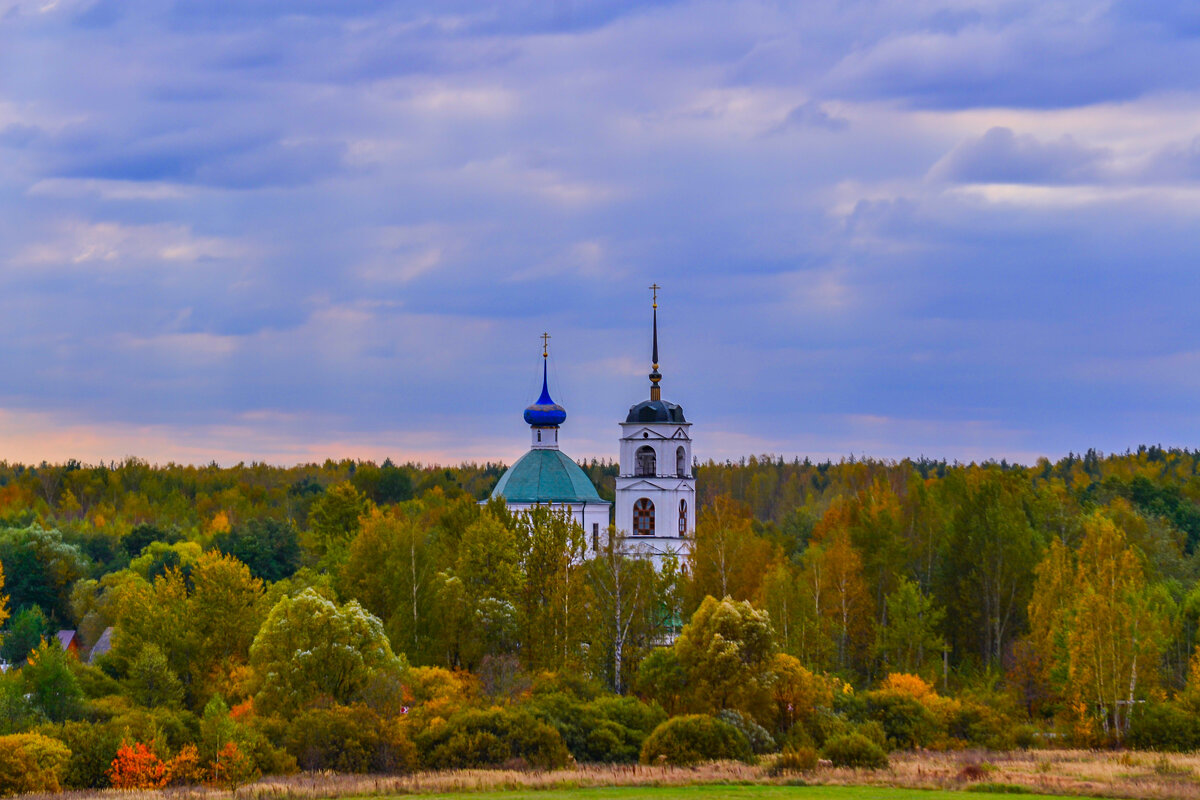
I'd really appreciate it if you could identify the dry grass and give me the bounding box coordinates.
[20,750,1200,800]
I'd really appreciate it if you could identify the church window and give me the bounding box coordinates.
[676,446,686,477]
[636,446,656,476]
[679,499,687,535]
[633,498,655,535]
[537,431,541,442]
[593,523,599,552]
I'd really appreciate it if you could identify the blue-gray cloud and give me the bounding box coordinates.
[931,127,1110,184]
[2,0,1200,465]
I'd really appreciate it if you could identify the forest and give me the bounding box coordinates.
[4,445,1200,792]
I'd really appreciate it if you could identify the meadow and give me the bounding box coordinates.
[33,751,1200,800]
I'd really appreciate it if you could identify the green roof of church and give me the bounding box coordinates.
[491,449,604,504]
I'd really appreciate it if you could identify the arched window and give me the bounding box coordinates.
[679,499,687,535]
[676,446,687,477]
[537,431,541,442]
[635,445,656,477]
[633,498,655,536]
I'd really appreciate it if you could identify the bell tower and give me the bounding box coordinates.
[614,286,695,568]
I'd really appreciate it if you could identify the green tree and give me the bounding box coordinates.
[249,588,404,713]
[874,576,945,675]
[938,469,1043,665]
[213,518,301,582]
[1,606,49,665]
[0,525,88,623]
[126,643,184,709]
[306,482,371,569]
[340,507,432,660]
[587,531,661,693]
[23,639,83,722]
[517,506,587,671]
[188,551,266,694]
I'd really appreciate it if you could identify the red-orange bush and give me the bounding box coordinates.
[107,741,166,789]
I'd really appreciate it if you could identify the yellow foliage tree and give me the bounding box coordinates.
[1030,511,1171,743]
[1067,514,1169,743]
[771,653,832,730]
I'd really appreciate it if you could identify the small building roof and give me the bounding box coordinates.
[88,627,114,664]
[56,630,78,651]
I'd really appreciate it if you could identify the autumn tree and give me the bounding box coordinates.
[0,562,8,631]
[689,496,775,607]
[674,595,776,722]
[1067,513,1170,742]
[816,530,874,673]
[188,551,266,695]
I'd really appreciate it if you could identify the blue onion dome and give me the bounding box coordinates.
[524,358,566,427]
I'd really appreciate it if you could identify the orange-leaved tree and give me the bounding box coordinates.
[208,741,258,790]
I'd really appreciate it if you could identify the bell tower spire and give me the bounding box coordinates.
[649,283,662,401]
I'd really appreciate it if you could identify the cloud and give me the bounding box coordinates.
[10,220,251,267]
[772,100,848,133]
[930,127,1111,185]
[1142,135,1200,182]
[3,1,1200,466]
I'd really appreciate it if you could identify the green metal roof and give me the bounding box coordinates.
[490,449,604,504]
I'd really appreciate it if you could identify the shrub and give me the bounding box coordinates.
[1128,702,1200,752]
[821,733,889,769]
[855,720,887,749]
[863,690,940,749]
[639,714,753,766]
[767,746,819,776]
[803,707,851,747]
[527,692,666,763]
[416,707,571,770]
[285,704,417,773]
[0,733,72,796]
[717,709,776,754]
[38,720,124,788]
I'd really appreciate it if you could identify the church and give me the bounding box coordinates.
[489,289,696,569]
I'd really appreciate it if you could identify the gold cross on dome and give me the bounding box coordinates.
[541,332,551,357]
[649,283,660,308]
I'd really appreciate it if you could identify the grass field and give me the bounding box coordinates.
[47,752,1200,800]
[400,787,1059,800]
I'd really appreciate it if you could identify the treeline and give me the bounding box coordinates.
[3,446,1200,792]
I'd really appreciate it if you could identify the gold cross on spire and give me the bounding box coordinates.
[649,283,660,308]
[541,332,551,358]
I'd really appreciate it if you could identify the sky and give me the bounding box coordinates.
[3,0,1200,467]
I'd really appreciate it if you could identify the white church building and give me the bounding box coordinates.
[489,290,695,569]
